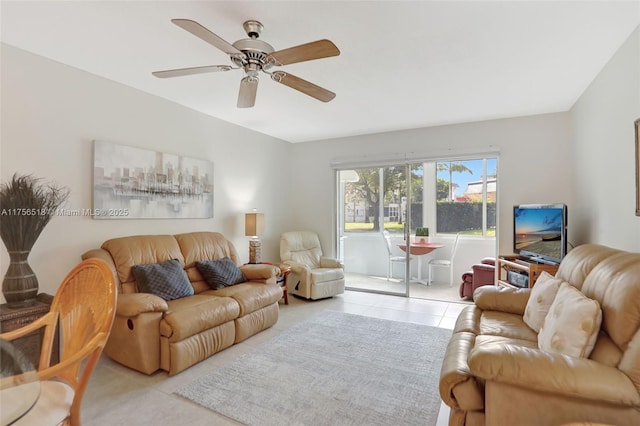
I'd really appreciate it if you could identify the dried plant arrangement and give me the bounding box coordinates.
[0,173,70,306]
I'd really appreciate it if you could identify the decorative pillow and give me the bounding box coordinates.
[131,259,194,301]
[196,258,246,290]
[523,271,563,332]
[538,282,602,358]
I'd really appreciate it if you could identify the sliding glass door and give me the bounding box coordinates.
[337,162,424,296]
[335,154,497,299]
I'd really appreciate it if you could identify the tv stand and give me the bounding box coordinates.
[523,256,557,266]
[497,255,559,289]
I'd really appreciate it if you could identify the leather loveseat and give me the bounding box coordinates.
[82,231,282,376]
[439,244,640,426]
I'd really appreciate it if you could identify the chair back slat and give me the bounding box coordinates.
[44,259,116,424]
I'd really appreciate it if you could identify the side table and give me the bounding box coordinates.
[0,294,59,369]
[243,262,291,305]
[277,265,292,305]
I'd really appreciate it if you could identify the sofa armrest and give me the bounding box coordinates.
[320,256,343,269]
[239,263,279,282]
[439,332,485,411]
[283,261,312,282]
[283,261,311,274]
[480,257,496,266]
[473,285,530,315]
[468,343,640,406]
[117,293,168,317]
[461,271,473,283]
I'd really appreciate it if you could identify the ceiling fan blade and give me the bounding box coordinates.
[269,39,340,66]
[171,19,244,56]
[152,65,233,78]
[238,77,258,108]
[271,71,336,102]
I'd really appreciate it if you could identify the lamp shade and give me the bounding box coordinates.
[245,212,265,237]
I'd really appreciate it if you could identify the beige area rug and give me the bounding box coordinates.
[176,310,452,426]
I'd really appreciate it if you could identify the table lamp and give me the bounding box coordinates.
[245,211,264,264]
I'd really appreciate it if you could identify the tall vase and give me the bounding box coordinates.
[2,250,39,308]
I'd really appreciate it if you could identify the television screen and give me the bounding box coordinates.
[513,203,567,264]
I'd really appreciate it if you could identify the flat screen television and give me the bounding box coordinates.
[513,203,567,265]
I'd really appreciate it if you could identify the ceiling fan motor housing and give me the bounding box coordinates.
[231,38,275,72]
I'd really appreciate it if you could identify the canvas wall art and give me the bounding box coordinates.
[93,140,214,219]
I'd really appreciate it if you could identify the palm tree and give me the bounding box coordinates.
[437,162,473,201]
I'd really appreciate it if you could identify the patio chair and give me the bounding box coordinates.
[383,230,411,280]
[427,232,460,286]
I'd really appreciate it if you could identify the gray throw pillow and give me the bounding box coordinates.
[131,259,194,301]
[196,258,246,290]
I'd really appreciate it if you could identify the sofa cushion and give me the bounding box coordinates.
[102,234,185,284]
[538,282,602,358]
[523,271,563,332]
[310,267,345,284]
[175,232,241,268]
[160,295,240,342]
[479,311,538,343]
[474,334,539,351]
[203,283,283,316]
[196,258,246,290]
[280,231,323,268]
[131,259,194,301]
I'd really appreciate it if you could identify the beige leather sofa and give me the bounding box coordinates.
[82,231,282,376]
[439,244,640,426]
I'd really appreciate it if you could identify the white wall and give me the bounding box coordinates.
[571,26,640,251]
[4,26,637,302]
[287,26,640,277]
[0,44,292,301]
[289,113,573,281]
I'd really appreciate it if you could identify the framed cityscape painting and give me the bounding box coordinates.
[93,140,214,219]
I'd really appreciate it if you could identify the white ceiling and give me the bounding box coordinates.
[1,1,639,143]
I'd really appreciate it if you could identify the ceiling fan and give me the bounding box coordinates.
[153,19,340,108]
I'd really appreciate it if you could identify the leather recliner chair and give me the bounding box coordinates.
[280,231,345,300]
[459,257,496,300]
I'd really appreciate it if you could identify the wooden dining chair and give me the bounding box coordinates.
[0,258,116,426]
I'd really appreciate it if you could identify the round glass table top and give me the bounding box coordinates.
[0,338,41,426]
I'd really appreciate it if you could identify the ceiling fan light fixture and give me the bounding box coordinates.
[245,63,260,78]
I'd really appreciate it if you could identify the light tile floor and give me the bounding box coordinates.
[345,272,473,304]
[83,291,465,425]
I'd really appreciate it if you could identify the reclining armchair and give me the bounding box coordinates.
[280,231,345,300]
[459,257,496,300]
